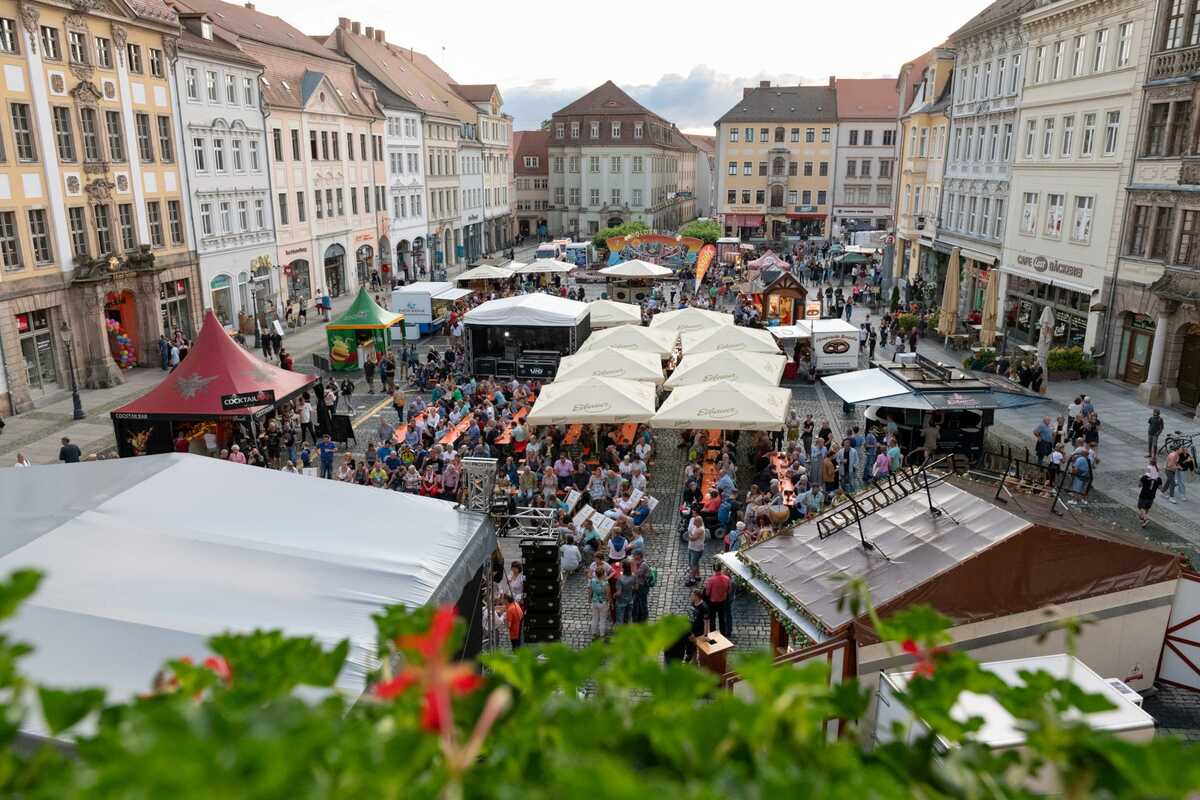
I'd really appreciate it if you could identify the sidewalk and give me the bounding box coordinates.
[839,302,1200,563]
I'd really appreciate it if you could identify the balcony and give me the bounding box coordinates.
[1150,46,1200,81]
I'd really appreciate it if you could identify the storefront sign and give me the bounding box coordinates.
[112,412,149,419]
[353,231,374,245]
[220,389,276,409]
[1015,253,1084,280]
[280,244,311,263]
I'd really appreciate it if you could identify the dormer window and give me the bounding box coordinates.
[201,20,212,40]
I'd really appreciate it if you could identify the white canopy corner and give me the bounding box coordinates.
[526,376,657,426]
[652,380,790,431]
[648,306,735,336]
[680,324,782,355]
[665,350,787,389]
[587,299,642,328]
[820,368,911,405]
[555,348,664,384]
[599,259,674,279]
[577,325,676,357]
[454,264,516,282]
[463,294,590,327]
[512,259,574,275]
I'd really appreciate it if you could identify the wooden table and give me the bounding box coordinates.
[613,423,638,447]
[493,406,530,446]
[945,333,970,351]
[439,414,474,446]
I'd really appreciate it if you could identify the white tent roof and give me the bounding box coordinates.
[808,318,859,334]
[511,259,573,275]
[463,294,589,327]
[526,376,657,426]
[652,379,790,431]
[665,350,787,389]
[455,264,515,282]
[599,259,673,279]
[555,348,664,384]
[587,299,642,328]
[770,324,811,340]
[577,324,676,357]
[0,455,494,736]
[648,306,735,336]
[681,325,782,355]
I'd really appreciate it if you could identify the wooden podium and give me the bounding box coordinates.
[695,631,734,676]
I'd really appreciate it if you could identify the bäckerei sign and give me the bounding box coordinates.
[1016,253,1084,280]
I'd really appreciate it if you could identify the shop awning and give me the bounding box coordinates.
[834,252,871,265]
[786,213,825,220]
[326,287,406,330]
[821,368,912,405]
[821,368,1047,410]
[729,215,764,227]
[997,265,1096,298]
[433,287,473,302]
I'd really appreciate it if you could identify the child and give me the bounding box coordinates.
[299,444,312,469]
[1047,444,1065,487]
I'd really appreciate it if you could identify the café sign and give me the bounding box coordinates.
[1016,253,1084,280]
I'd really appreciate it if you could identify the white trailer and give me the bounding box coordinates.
[806,318,860,374]
[390,282,472,339]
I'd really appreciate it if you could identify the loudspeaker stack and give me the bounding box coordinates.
[520,539,561,644]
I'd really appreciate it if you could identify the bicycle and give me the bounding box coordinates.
[1158,430,1200,458]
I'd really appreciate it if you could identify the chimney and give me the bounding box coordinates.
[829,75,836,88]
[742,87,752,99]
[337,16,348,28]
[365,26,374,38]
[244,2,254,8]
[351,21,361,35]
[375,29,385,43]
[759,80,770,88]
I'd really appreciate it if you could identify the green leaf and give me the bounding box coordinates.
[0,570,41,621]
[37,686,105,735]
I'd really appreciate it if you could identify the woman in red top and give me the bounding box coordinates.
[420,464,443,498]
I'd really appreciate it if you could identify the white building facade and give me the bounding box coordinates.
[369,79,426,283]
[1001,0,1151,352]
[173,14,275,329]
[459,137,484,263]
[832,120,898,234]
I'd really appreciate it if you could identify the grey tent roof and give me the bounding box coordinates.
[0,454,494,736]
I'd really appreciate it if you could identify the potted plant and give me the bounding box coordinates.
[1045,346,1097,381]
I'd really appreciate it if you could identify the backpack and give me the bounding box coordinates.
[647,566,658,588]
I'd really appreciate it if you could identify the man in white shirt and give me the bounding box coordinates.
[300,400,315,443]
[560,536,582,575]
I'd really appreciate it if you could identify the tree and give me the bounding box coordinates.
[592,220,650,253]
[679,219,721,245]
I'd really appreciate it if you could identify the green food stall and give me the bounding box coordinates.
[325,287,405,371]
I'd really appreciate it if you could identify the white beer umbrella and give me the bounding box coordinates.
[455,264,515,282]
[511,259,573,275]
[587,298,642,328]
[525,376,657,427]
[555,348,665,384]
[665,350,787,389]
[648,306,734,337]
[577,325,676,358]
[651,380,791,431]
[599,259,673,279]
[680,324,782,355]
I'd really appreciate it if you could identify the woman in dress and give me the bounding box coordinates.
[1138,460,1163,528]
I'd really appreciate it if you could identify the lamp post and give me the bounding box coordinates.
[59,320,85,420]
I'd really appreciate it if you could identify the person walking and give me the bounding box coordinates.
[685,514,706,587]
[632,553,651,623]
[1165,444,1186,503]
[1138,461,1163,528]
[1033,416,1055,465]
[157,334,171,370]
[503,593,524,650]
[614,560,636,627]
[703,561,733,639]
[58,437,81,464]
[587,569,610,639]
[363,355,376,394]
[1178,444,1194,502]
[317,433,337,479]
[1148,409,1164,457]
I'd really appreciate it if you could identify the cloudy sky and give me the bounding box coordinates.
[255,0,991,133]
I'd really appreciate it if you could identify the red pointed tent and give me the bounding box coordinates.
[111,311,316,421]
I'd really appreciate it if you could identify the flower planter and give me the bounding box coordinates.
[1048,370,1082,381]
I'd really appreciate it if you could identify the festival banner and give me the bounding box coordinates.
[693,244,716,291]
[605,233,703,267]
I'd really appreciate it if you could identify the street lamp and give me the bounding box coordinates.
[59,320,85,420]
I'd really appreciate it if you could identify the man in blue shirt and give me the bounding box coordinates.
[317,434,338,480]
[1033,416,1055,465]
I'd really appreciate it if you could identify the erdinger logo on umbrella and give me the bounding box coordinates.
[697,407,738,419]
[715,342,745,351]
[572,401,611,414]
[702,372,737,382]
[593,368,626,377]
[822,338,851,354]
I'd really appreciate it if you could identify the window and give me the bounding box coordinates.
[249,139,259,170]
[1021,192,1039,234]
[611,121,621,138]
[350,187,358,215]
[610,156,621,173]
[217,200,230,232]
[568,188,579,205]
[728,127,738,142]
[634,122,643,139]
[1104,111,1121,154]
[745,127,754,143]
[146,201,163,247]
[802,190,812,205]
[1061,115,1074,156]
[919,127,928,156]
[754,189,765,205]
[1044,193,1064,237]
[0,18,16,54]
[1010,53,1022,93]
[727,161,736,175]
[758,161,767,176]
[953,127,963,160]
[743,161,752,176]
[1128,205,1151,256]
[570,121,579,139]
[200,202,213,235]
[296,191,305,222]
[11,104,35,162]
[817,190,827,205]
[632,156,643,173]
[1118,22,1133,66]
[206,71,217,102]
[27,209,51,263]
[237,200,248,230]
[135,114,153,162]
[883,129,895,146]
[982,62,991,96]
[1052,40,1064,79]
[821,128,830,143]
[80,108,101,161]
[336,188,344,216]
[989,124,999,161]
[96,37,111,68]
[224,74,236,104]
[126,43,142,73]
[864,129,874,146]
[1002,123,1013,161]
[117,203,136,251]
[212,138,224,171]
[1077,112,1096,156]
[231,139,242,171]
[997,58,1006,95]
[1152,207,1175,259]
[291,129,300,161]
[68,30,87,63]
[1146,103,1169,155]
[849,129,859,146]
[968,196,978,232]
[803,161,813,176]
[589,189,600,206]
[149,48,163,78]
[975,125,985,160]
[568,156,578,173]
[1071,195,1094,242]
[68,207,87,259]
[1034,45,1046,82]
[0,212,19,270]
[788,161,798,176]
[1092,29,1108,72]
[192,137,206,171]
[330,133,339,161]
[726,189,736,204]
[156,116,173,162]
[1041,118,1055,157]
[1179,210,1200,265]
[819,162,828,177]
[861,159,872,178]
[102,110,124,162]
[805,128,815,143]
[964,128,973,161]
[760,127,769,141]
[993,199,1005,239]
[879,160,892,178]
[1071,34,1086,76]
[1171,101,1192,156]
[313,190,322,220]
[589,156,600,173]
[93,204,112,254]
[846,159,857,178]
[589,121,599,139]
[243,77,254,106]
[611,188,621,205]
[40,26,60,60]
[53,107,76,162]
[971,65,979,98]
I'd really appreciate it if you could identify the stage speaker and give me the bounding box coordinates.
[520,539,559,563]
[523,626,562,644]
[524,611,561,630]
[525,594,561,614]
[523,578,560,597]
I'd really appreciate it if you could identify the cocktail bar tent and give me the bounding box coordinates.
[718,472,1182,696]
[463,294,591,379]
[0,454,496,740]
[325,287,406,371]
[109,311,315,457]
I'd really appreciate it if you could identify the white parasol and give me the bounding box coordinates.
[525,376,657,426]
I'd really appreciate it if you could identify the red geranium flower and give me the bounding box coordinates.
[396,605,457,661]
[204,656,233,685]
[902,639,940,679]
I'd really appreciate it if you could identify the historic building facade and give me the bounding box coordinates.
[513,129,549,240]
[716,80,839,240]
[548,81,696,238]
[0,0,199,415]
[170,5,274,333]
[454,85,512,254]
[831,78,899,234]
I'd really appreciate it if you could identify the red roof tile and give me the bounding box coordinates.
[514,130,549,176]
[835,78,899,119]
[452,83,498,103]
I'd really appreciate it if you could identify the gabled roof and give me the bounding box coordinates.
[452,83,499,103]
[175,25,262,69]
[126,0,179,25]
[354,66,417,113]
[684,133,716,155]
[177,0,346,61]
[514,130,549,176]
[554,80,654,118]
[950,0,1036,41]
[717,84,838,124]
[835,78,899,120]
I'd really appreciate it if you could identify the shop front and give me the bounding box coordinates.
[356,244,374,287]
[723,213,765,240]
[916,241,950,310]
[1115,312,1155,385]
[15,309,61,398]
[785,211,825,239]
[1108,271,1200,407]
[210,275,234,327]
[1002,274,1090,349]
[324,243,347,297]
[159,278,194,340]
[278,243,312,302]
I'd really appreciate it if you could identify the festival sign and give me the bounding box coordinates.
[220,389,277,410]
[605,233,703,267]
[693,243,716,289]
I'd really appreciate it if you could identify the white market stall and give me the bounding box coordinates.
[455,264,516,286]
[511,259,574,276]
[525,376,657,426]
[681,325,782,355]
[587,298,642,328]
[649,306,735,337]
[390,281,472,338]
[577,324,676,358]
[555,348,665,384]
[651,379,790,431]
[665,350,787,389]
[463,294,591,380]
[0,454,496,738]
[599,259,674,279]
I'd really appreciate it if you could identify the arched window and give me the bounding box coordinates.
[774,126,785,142]
[210,274,233,326]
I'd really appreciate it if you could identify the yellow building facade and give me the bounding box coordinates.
[0,0,196,414]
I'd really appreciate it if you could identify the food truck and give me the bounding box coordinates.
[390,282,473,339]
[564,241,595,268]
[808,319,861,374]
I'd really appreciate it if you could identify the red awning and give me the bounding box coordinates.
[740,215,764,227]
[111,311,316,421]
